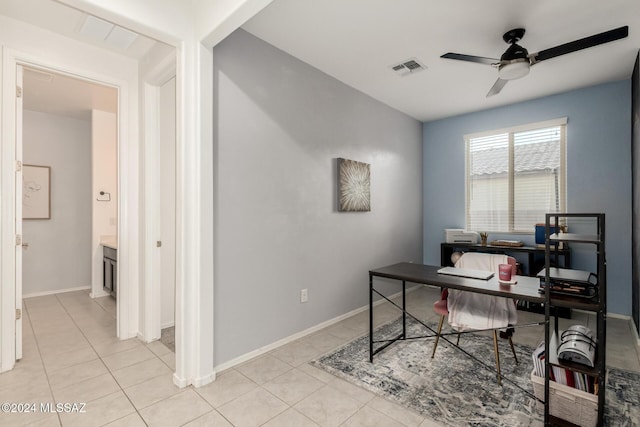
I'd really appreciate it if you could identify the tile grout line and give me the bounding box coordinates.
[22,299,64,426]
[53,293,150,426]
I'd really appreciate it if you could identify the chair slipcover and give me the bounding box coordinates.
[447,253,518,331]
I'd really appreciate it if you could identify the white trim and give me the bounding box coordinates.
[573,309,631,320]
[172,42,187,388]
[90,289,111,299]
[606,312,633,320]
[464,119,567,233]
[1,46,17,373]
[161,321,175,329]
[213,286,421,373]
[192,372,216,388]
[23,286,91,299]
[464,117,568,140]
[0,48,134,375]
[144,53,176,86]
[142,82,162,343]
[172,41,215,389]
[141,50,177,345]
[213,294,639,375]
[173,372,188,388]
[577,311,640,347]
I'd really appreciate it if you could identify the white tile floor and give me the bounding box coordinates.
[1,286,639,426]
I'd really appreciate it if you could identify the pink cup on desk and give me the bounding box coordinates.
[498,264,513,282]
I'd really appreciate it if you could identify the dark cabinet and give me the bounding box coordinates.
[103,246,117,298]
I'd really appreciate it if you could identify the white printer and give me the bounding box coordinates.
[445,229,479,244]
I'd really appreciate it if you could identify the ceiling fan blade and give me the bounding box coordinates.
[532,26,628,63]
[441,52,498,65]
[486,78,508,97]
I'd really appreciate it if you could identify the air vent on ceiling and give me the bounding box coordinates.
[391,58,427,76]
[79,15,138,50]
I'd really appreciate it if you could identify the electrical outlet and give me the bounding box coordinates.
[300,289,308,303]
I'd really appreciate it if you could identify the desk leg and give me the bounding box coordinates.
[402,280,406,339]
[369,273,373,362]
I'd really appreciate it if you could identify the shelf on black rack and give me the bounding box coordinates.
[549,233,602,244]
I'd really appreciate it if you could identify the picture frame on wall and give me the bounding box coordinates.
[23,164,51,220]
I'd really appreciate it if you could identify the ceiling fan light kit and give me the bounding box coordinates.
[498,60,530,80]
[441,25,629,97]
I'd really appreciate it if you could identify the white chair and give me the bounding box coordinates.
[431,252,519,385]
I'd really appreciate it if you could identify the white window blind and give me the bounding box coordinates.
[465,119,566,233]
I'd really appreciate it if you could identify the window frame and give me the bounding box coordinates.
[464,118,567,234]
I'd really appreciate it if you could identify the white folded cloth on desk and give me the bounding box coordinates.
[447,253,518,331]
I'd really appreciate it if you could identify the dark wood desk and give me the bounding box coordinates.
[368,262,544,363]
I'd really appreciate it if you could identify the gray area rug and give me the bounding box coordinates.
[311,317,639,426]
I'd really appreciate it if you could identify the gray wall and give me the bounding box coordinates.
[23,110,92,295]
[213,29,423,365]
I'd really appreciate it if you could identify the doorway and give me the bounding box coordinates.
[0,21,182,379]
[19,64,119,354]
[22,66,118,299]
[142,54,178,347]
[159,76,177,349]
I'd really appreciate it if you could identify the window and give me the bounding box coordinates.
[465,118,566,233]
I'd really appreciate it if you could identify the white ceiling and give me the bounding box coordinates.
[0,0,171,120]
[2,1,638,122]
[23,67,117,121]
[0,0,160,60]
[243,0,640,121]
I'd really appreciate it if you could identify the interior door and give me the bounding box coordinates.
[159,76,176,330]
[15,64,24,360]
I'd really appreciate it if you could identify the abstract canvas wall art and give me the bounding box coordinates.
[338,158,370,212]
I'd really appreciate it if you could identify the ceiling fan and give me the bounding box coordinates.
[441,26,629,97]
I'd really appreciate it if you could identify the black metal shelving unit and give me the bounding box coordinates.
[543,213,606,426]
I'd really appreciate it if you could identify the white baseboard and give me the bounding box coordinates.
[607,312,632,320]
[90,290,110,298]
[192,372,215,388]
[572,309,629,320]
[575,310,640,347]
[161,321,175,330]
[173,372,188,388]
[23,286,91,299]
[213,285,421,374]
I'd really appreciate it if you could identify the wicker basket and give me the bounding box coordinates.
[531,370,598,427]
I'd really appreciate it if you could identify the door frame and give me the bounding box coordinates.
[0,48,133,372]
[141,52,177,343]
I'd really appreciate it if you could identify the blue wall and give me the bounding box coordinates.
[423,80,632,315]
